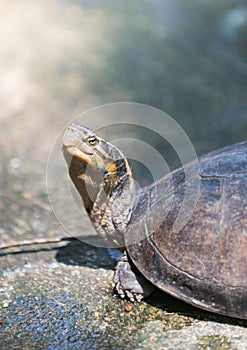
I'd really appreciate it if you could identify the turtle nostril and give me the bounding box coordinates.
[68,124,77,132]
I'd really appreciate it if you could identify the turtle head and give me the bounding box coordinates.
[63,123,131,181]
[63,123,135,246]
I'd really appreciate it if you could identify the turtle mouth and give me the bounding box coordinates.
[63,124,94,160]
[65,145,93,157]
[63,145,94,166]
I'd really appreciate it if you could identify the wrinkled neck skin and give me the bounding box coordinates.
[64,149,136,247]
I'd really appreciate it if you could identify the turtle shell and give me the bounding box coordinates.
[125,141,247,319]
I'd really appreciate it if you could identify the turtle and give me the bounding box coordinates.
[63,123,247,319]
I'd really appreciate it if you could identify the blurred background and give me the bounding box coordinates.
[0,0,246,240]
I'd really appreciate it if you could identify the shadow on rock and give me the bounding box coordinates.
[146,289,247,327]
[55,239,117,270]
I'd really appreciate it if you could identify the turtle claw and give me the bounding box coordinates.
[113,251,154,302]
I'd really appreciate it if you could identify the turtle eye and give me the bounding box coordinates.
[86,136,98,146]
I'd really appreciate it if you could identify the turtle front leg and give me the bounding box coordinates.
[113,251,154,302]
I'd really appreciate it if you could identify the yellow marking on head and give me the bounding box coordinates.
[76,153,98,170]
[105,162,117,175]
